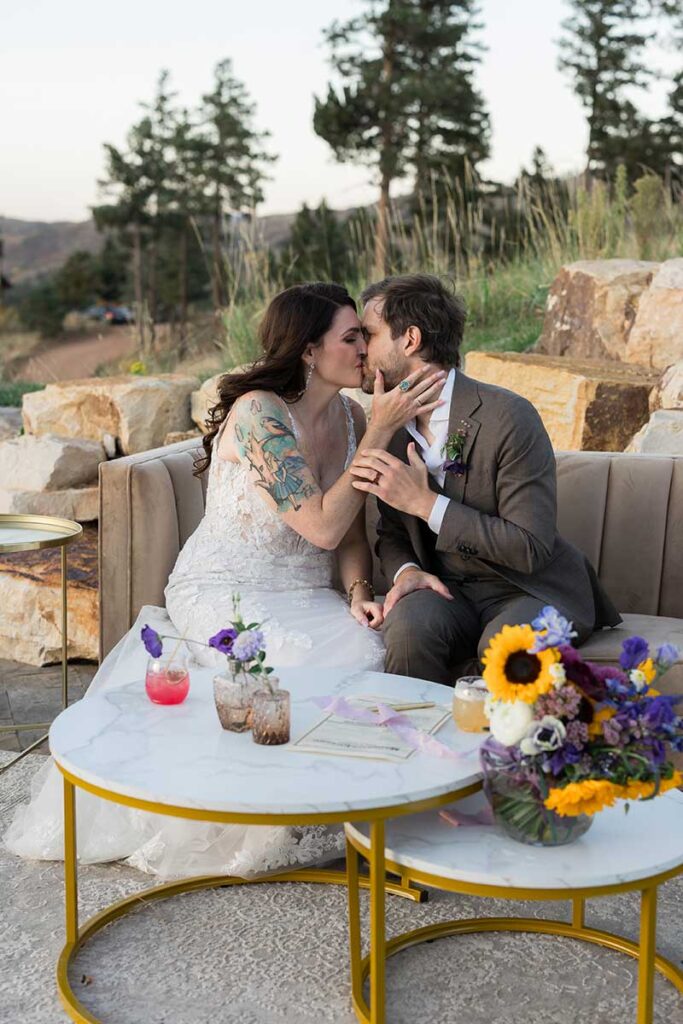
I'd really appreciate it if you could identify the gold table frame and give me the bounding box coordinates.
[0,514,82,774]
[346,826,683,1024]
[54,760,482,1024]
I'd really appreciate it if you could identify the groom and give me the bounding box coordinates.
[351,273,620,685]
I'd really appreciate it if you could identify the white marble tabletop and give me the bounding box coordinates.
[49,668,484,821]
[346,789,683,889]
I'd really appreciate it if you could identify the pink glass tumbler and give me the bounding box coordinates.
[145,654,190,705]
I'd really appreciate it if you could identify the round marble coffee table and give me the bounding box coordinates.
[49,666,484,1023]
[346,790,683,1024]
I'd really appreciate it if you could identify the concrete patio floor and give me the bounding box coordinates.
[0,664,682,1023]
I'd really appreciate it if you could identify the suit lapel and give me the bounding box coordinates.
[443,371,482,504]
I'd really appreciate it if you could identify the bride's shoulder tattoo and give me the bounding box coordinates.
[234,395,319,512]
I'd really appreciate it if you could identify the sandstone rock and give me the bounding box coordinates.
[0,485,98,521]
[465,351,660,451]
[625,410,683,454]
[22,374,200,455]
[650,361,683,411]
[0,524,98,664]
[625,259,683,369]
[0,434,104,491]
[164,429,202,446]
[0,407,22,440]
[341,387,373,419]
[191,374,222,433]
[537,260,659,361]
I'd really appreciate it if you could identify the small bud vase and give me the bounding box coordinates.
[251,687,290,745]
[213,660,262,732]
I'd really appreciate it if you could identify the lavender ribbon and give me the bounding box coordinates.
[311,696,477,762]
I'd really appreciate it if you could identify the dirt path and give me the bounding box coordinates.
[17,329,137,383]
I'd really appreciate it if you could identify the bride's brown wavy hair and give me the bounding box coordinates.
[194,282,357,475]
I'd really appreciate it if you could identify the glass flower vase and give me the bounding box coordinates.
[480,739,592,847]
[251,686,290,746]
[145,650,190,705]
[213,660,262,732]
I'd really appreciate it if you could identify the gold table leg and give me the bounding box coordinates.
[637,887,657,1024]
[369,820,386,1024]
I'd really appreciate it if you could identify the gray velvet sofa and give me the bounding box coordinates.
[99,444,683,697]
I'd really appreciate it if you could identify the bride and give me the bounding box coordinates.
[6,282,445,879]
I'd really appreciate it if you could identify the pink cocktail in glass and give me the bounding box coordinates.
[145,659,190,705]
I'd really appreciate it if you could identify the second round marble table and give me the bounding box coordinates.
[49,665,485,1023]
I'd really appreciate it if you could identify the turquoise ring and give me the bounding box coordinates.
[398,379,411,392]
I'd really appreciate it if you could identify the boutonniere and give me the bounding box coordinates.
[442,422,470,476]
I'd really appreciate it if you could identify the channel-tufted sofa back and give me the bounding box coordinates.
[99,442,683,659]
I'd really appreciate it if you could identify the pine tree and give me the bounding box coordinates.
[558,1,655,181]
[314,1,489,275]
[283,201,351,284]
[199,59,275,308]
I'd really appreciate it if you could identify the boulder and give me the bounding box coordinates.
[164,429,202,446]
[191,374,222,433]
[342,387,373,419]
[0,485,98,522]
[0,434,104,491]
[625,410,683,455]
[0,524,98,664]
[22,374,200,455]
[465,351,660,451]
[536,260,659,361]
[0,407,22,440]
[650,360,683,411]
[625,259,683,369]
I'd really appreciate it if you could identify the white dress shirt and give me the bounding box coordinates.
[393,368,455,583]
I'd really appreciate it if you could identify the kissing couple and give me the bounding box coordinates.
[6,273,619,880]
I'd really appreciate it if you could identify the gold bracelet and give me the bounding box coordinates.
[348,578,375,604]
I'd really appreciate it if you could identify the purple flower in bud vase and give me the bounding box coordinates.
[656,643,679,669]
[619,636,649,671]
[209,628,238,655]
[529,606,577,652]
[141,625,163,659]
[232,629,265,662]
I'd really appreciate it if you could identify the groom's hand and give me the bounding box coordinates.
[350,443,436,520]
[383,567,453,616]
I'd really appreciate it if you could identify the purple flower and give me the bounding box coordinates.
[209,627,238,655]
[642,695,678,730]
[231,629,265,662]
[443,458,466,475]
[141,624,163,658]
[529,606,577,652]
[559,646,607,701]
[549,744,582,775]
[619,636,649,671]
[656,643,679,669]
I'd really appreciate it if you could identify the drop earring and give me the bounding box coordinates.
[305,361,315,391]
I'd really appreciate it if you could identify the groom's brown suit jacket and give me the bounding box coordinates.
[376,370,621,631]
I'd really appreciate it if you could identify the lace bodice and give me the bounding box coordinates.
[167,395,357,594]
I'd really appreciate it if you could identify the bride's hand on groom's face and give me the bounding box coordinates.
[370,366,447,434]
[350,600,384,630]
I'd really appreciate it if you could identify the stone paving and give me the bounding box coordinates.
[0,658,97,755]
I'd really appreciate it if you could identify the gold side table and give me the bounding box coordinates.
[0,513,83,774]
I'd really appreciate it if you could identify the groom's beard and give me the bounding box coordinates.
[360,358,406,394]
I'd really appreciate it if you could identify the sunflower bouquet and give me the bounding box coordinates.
[479,607,683,846]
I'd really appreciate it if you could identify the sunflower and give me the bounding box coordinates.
[544,779,622,817]
[619,771,683,801]
[482,624,560,704]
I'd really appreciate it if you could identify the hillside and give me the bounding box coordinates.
[0,210,305,286]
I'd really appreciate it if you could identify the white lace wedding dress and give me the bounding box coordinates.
[5,395,384,879]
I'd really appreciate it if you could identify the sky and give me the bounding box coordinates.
[1,0,677,223]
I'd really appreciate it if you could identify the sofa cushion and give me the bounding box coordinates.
[580,614,683,696]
